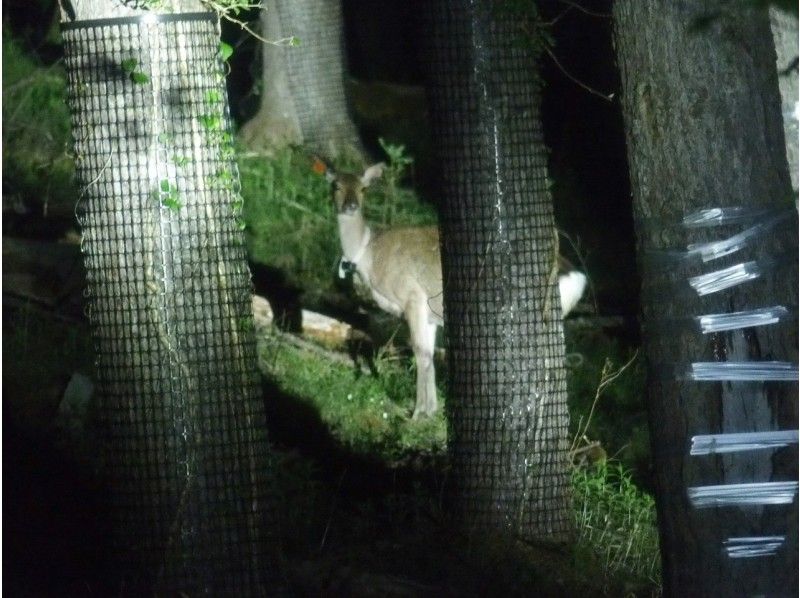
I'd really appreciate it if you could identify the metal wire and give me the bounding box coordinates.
[62,14,279,595]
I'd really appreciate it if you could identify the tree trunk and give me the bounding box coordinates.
[240,0,365,161]
[423,2,573,542]
[613,2,798,595]
[769,7,799,192]
[61,2,281,593]
[59,0,204,20]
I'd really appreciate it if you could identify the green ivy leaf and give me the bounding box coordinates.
[131,71,150,84]
[161,196,182,211]
[121,58,138,73]
[219,41,233,62]
[199,114,221,130]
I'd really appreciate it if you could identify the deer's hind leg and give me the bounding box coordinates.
[406,294,438,419]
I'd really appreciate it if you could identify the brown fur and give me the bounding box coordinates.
[326,162,585,418]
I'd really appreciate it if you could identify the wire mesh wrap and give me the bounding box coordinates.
[61,14,280,595]
[260,0,363,159]
[422,3,572,541]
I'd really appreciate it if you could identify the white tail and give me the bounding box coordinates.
[323,162,586,419]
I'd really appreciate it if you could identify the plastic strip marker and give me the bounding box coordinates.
[683,207,774,228]
[686,212,791,262]
[688,262,761,296]
[696,306,789,334]
[724,536,785,559]
[688,481,798,508]
[691,430,799,455]
[687,361,798,382]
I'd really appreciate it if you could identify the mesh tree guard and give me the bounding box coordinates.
[241,0,364,160]
[423,3,573,541]
[61,14,280,594]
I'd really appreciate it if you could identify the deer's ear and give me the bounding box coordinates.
[361,162,386,187]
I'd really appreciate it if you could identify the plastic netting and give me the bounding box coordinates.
[61,13,279,595]
[423,3,572,541]
[264,0,362,158]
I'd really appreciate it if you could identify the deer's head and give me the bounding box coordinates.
[322,162,385,216]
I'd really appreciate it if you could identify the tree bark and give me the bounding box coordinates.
[239,0,365,161]
[613,2,798,595]
[423,2,573,542]
[769,7,799,192]
[60,1,281,593]
[59,0,204,20]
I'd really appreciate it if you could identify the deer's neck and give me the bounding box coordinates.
[337,212,372,265]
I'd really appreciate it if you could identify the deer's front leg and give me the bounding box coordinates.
[406,296,438,419]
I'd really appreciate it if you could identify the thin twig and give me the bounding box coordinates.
[517,19,614,102]
[74,152,113,223]
[200,0,298,46]
[581,352,639,442]
[223,13,297,47]
[545,6,574,26]
[571,414,585,454]
[543,44,614,102]
[596,349,638,397]
[569,440,604,462]
[557,0,611,18]
[571,350,639,454]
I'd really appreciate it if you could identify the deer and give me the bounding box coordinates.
[321,161,587,419]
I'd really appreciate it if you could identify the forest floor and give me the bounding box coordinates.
[3,248,660,595]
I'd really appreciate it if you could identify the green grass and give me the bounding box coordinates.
[239,145,438,297]
[2,29,76,215]
[259,325,447,461]
[257,322,661,594]
[240,149,337,293]
[573,461,662,591]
